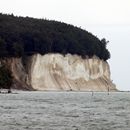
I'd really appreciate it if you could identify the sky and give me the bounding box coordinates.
[0,0,130,90]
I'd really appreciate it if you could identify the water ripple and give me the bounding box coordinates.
[0,91,130,130]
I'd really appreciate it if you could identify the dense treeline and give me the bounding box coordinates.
[0,13,110,61]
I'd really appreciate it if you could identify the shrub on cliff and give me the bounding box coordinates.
[0,13,110,61]
[0,65,13,90]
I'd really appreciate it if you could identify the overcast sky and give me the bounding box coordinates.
[0,0,130,90]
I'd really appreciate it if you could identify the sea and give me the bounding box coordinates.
[0,91,130,130]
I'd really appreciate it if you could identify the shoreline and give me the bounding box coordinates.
[0,89,129,94]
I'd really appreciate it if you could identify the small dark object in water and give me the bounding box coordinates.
[92,91,94,96]
[8,89,12,93]
[108,86,110,95]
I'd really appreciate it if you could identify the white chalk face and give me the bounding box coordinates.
[0,0,130,90]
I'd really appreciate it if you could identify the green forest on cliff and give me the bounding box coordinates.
[0,13,110,61]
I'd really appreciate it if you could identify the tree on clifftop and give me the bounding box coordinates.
[0,37,7,58]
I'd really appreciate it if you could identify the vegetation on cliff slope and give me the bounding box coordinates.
[0,13,110,61]
[0,65,13,90]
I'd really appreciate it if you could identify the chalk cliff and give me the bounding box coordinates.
[3,53,117,91]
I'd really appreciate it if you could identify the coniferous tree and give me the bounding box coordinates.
[0,37,7,58]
